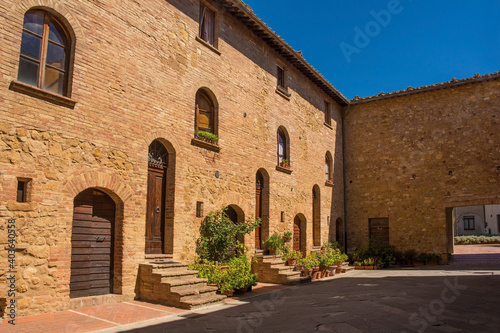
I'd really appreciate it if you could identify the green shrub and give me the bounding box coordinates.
[350,237,395,268]
[454,235,500,245]
[263,233,285,254]
[196,207,259,263]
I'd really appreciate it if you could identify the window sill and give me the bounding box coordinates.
[7,200,38,211]
[275,86,291,100]
[191,138,220,153]
[196,36,221,55]
[276,165,293,174]
[323,122,333,130]
[325,180,334,188]
[10,81,77,109]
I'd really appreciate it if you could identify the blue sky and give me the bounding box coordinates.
[242,0,500,99]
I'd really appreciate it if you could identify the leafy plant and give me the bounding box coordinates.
[350,237,395,268]
[300,252,320,270]
[454,235,500,245]
[220,255,257,292]
[281,248,302,261]
[195,130,219,144]
[196,207,260,262]
[189,258,223,285]
[283,231,292,242]
[263,233,285,254]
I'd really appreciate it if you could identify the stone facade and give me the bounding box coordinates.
[0,0,345,316]
[345,76,500,259]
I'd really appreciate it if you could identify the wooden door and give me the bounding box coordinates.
[145,167,165,254]
[255,187,262,249]
[71,189,115,298]
[369,218,389,244]
[293,218,301,252]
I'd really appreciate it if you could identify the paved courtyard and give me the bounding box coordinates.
[109,267,500,333]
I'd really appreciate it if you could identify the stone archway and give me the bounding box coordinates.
[294,213,307,256]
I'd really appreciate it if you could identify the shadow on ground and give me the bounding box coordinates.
[122,271,500,333]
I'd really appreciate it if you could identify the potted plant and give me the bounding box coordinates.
[263,233,285,255]
[283,231,292,243]
[282,247,302,266]
[279,159,289,168]
[194,130,219,145]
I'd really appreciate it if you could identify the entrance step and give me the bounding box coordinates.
[136,261,226,310]
[252,255,311,285]
[145,254,174,262]
[337,261,355,273]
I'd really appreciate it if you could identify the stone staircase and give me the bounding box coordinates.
[136,255,226,309]
[252,254,311,285]
[336,261,355,273]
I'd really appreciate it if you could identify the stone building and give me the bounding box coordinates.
[0,0,499,318]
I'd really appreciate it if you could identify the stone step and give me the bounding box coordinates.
[156,269,198,278]
[161,276,208,287]
[171,284,219,297]
[150,263,190,270]
[179,293,227,309]
[145,254,174,260]
[341,266,355,273]
[278,270,301,277]
[285,275,312,285]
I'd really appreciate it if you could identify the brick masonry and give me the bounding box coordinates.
[0,0,344,316]
[345,77,500,258]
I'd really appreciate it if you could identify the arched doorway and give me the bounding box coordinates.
[146,139,174,254]
[312,185,321,247]
[255,169,270,249]
[335,218,342,244]
[226,205,245,252]
[71,188,115,298]
[293,214,307,256]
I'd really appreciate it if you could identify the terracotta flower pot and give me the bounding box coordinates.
[287,258,297,266]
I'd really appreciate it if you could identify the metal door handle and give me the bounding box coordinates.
[156,206,160,214]
[96,236,105,242]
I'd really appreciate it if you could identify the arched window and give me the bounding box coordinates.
[325,152,333,183]
[195,89,216,134]
[18,10,71,96]
[277,127,289,167]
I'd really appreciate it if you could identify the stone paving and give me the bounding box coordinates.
[116,267,500,333]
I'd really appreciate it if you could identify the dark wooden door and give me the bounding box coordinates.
[146,167,165,254]
[293,218,301,252]
[369,218,389,244]
[255,187,262,249]
[71,189,115,298]
[335,219,341,243]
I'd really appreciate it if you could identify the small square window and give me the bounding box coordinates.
[196,201,204,218]
[17,178,31,202]
[463,216,475,230]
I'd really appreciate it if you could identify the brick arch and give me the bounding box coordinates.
[143,131,179,155]
[14,0,86,44]
[64,171,133,206]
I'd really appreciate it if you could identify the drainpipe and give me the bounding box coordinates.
[342,104,350,252]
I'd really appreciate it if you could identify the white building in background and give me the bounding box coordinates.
[453,205,500,236]
[485,205,500,235]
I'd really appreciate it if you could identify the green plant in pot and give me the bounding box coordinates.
[282,247,302,266]
[263,233,285,255]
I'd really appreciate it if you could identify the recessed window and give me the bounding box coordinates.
[193,88,219,150]
[277,66,285,89]
[18,10,71,96]
[277,127,289,167]
[199,4,216,46]
[463,216,475,230]
[16,178,31,203]
[196,201,204,218]
[324,101,331,126]
[325,152,333,183]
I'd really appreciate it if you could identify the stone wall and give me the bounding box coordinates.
[345,76,500,258]
[0,0,344,316]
